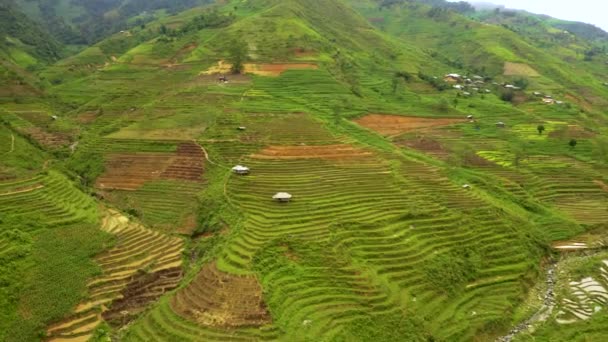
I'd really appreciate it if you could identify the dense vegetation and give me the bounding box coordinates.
[1,0,607,341]
[0,1,61,63]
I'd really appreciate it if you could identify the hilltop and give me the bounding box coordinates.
[1,0,608,341]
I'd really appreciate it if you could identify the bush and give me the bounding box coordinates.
[500,89,515,102]
[423,248,482,295]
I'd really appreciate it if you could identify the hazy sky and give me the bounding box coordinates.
[455,1,608,31]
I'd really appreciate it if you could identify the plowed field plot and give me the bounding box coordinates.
[96,142,204,190]
[397,136,448,158]
[549,125,597,139]
[161,142,204,181]
[171,262,270,327]
[96,153,176,190]
[354,114,462,136]
[244,63,318,76]
[201,61,318,77]
[250,144,372,160]
[46,209,184,341]
[23,127,70,148]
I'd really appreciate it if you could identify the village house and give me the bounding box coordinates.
[273,192,292,202]
[533,91,543,97]
[453,84,464,90]
[444,73,462,83]
[496,121,506,128]
[232,165,250,175]
[542,98,555,104]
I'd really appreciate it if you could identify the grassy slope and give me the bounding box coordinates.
[0,125,110,341]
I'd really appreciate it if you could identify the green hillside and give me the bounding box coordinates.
[1,0,608,341]
[12,0,214,44]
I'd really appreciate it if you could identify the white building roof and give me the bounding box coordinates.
[232,165,250,172]
[273,192,292,200]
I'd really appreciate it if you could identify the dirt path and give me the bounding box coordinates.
[0,184,44,196]
[9,134,14,153]
[496,261,557,342]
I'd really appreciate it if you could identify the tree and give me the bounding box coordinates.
[537,124,545,135]
[228,39,248,74]
[569,139,578,148]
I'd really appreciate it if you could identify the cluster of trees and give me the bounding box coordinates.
[379,0,474,14]
[158,10,233,38]
[418,72,450,91]
[0,2,62,62]
[15,0,213,44]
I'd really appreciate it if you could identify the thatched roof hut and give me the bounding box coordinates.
[272,192,292,202]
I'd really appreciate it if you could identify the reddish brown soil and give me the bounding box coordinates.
[96,143,204,190]
[549,125,597,139]
[250,144,372,160]
[463,152,495,167]
[398,136,446,156]
[354,114,462,136]
[76,111,99,124]
[171,262,270,327]
[160,142,204,181]
[245,63,318,76]
[95,153,176,190]
[293,48,316,58]
[23,127,70,148]
[103,268,183,327]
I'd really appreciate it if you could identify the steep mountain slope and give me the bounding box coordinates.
[350,0,608,114]
[1,0,607,341]
[12,0,213,44]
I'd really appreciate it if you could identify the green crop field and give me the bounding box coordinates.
[1,0,608,341]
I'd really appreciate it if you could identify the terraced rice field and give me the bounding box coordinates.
[503,62,540,76]
[119,108,538,340]
[0,172,97,226]
[555,260,608,324]
[171,262,271,327]
[46,209,184,341]
[93,141,205,231]
[355,114,464,136]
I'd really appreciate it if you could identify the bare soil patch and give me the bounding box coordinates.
[354,114,462,136]
[23,127,70,148]
[76,111,100,124]
[96,143,205,190]
[95,153,176,190]
[244,63,318,76]
[171,262,270,327]
[398,136,446,157]
[160,142,205,181]
[294,48,317,58]
[102,267,183,327]
[504,62,540,77]
[250,144,372,160]
[549,125,597,139]
[201,60,317,77]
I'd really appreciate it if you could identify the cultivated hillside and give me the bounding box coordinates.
[1,0,608,341]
